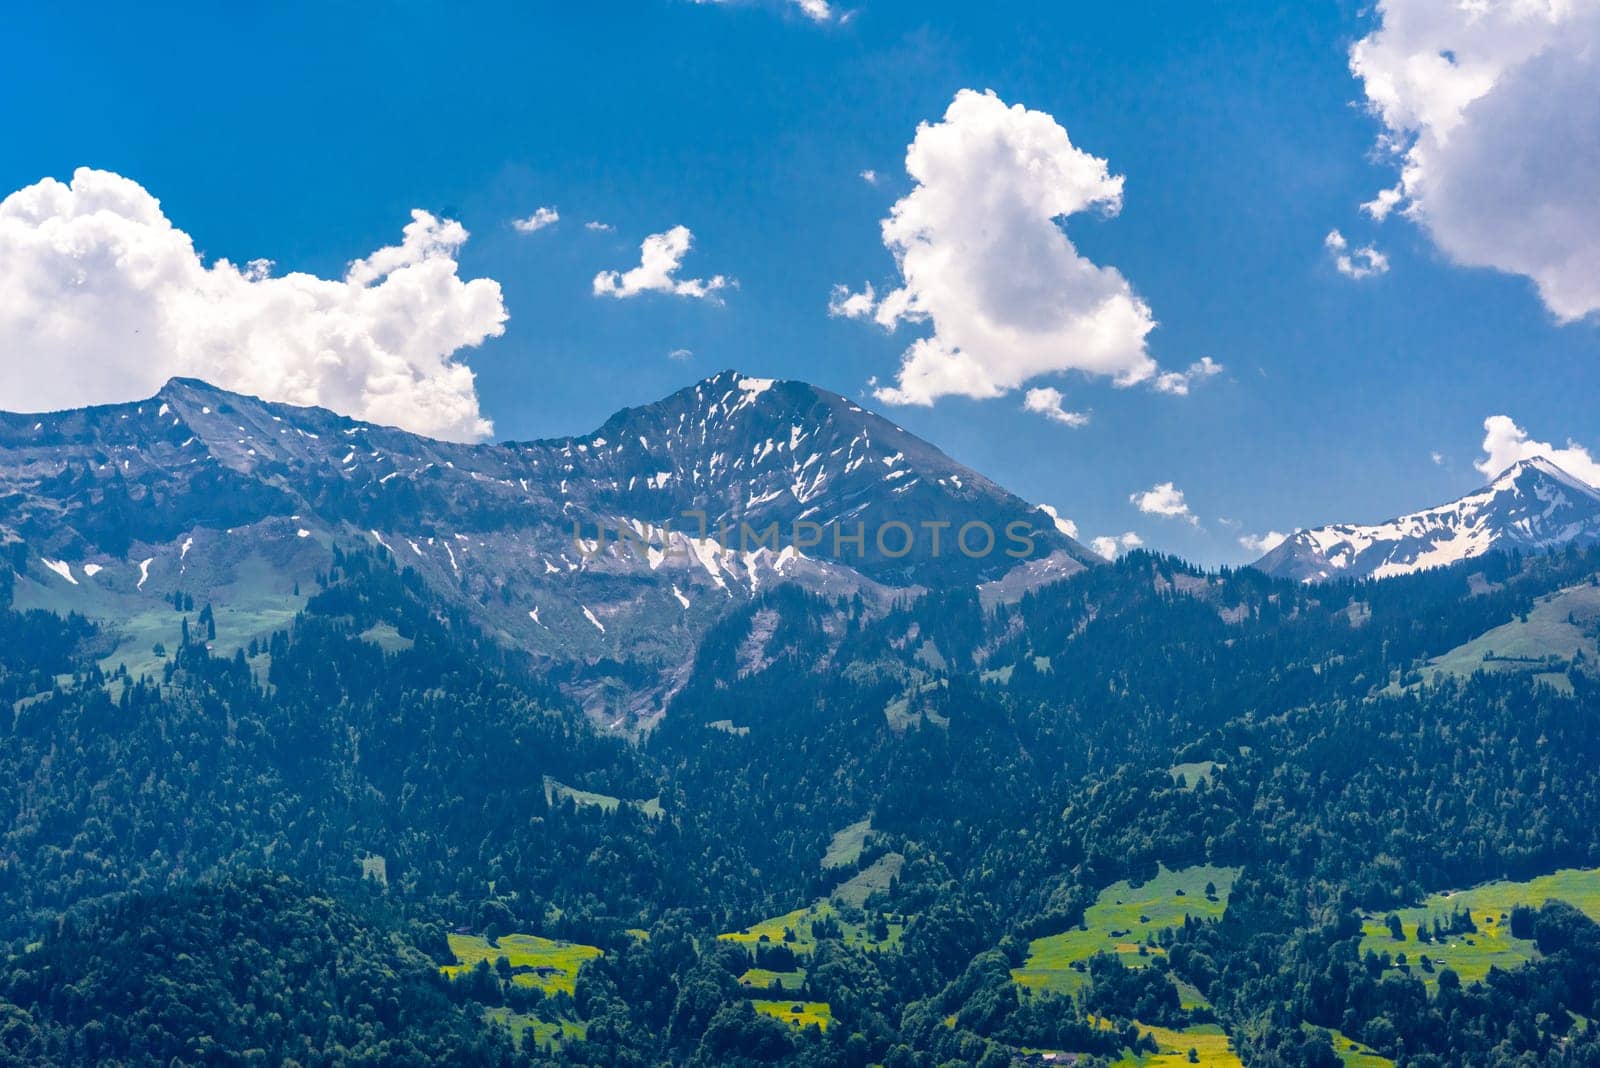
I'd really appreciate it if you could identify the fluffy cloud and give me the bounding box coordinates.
[593,226,731,301]
[1324,229,1389,280]
[668,347,694,361]
[1130,481,1198,525]
[1152,356,1224,395]
[832,89,1163,407]
[859,169,880,185]
[790,0,835,20]
[1022,386,1089,427]
[1477,415,1600,486]
[0,168,505,441]
[1091,531,1143,560]
[694,0,839,23]
[1238,530,1288,555]
[511,207,559,234]
[585,220,615,233]
[1350,0,1600,319]
[1036,504,1079,540]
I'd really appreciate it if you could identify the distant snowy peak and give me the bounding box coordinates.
[1253,458,1600,583]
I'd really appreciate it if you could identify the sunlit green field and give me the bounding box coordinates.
[739,967,806,991]
[1111,1022,1241,1067]
[718,899,905,955]
[11,551,309,684]
[1356,867,1600,989]
[441,932,602,995]
[753,999,832,1031]
[1415,583,1600,691]
[1322,1027,1394,1066]
[543,776,662,817]
[1013,864,1240,996]
[483,1008,587,1050]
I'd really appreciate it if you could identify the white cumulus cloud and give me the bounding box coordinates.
[511,207,559,234]
[1022,386,1089,427]
[833,89,1166,407]
[0,168,505,441]
[1350,0,1600,319]
[1477,415,1600,486]
[1130,481,1198,525]
[1324,229,1389,280]
[1238,530,1289,555]
[593,226,731,301]
[693,0,839,23]
[1091,531,1143,560]
[1036,504,1079,540]
[1152,356,1224,395]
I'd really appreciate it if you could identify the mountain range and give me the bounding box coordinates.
[0,371,1092,729]
[5,373,1600,1067]
[1253,456,1600,583]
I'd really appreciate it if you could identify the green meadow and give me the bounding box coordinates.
[1169,761,1220,790]
[11,551,308,684]
[1110,1022,1241,1067]
[441,932,602,996]
[830,853,903,907]
[752,1000,832,1032]
[719,901,905,956]
[1357,867,1600,989]
[1414,582,1600,692]
[738,967,806,992]
[1013,864,1240,997]
[483,1008,586,1050]
[821,818,872,869]
[543,776,662,818]
[1321,1028,1394,1067]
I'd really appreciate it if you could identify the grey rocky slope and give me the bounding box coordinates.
[0,370,1096,726]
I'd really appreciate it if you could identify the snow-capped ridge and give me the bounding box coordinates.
[1255,456,1600,583]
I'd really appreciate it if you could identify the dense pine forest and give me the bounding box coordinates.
[3,543,1599,1066]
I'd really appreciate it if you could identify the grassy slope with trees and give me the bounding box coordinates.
[1,542,1599,1065]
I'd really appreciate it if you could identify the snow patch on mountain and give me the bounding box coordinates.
[1255,458,1600,583]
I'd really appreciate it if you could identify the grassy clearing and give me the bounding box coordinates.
[1419,582,1600,688]
[1013,864,1240,997]
[1356,867,1600,990]
[358,621,414,653]
[1320,1028,1393,1067]
[483,1008,586,1050]
[357,854,387,886]
[884,678,948,731]
[719,900,905,956]
[753,1000,832,1031]
[706,719,751,736]
[13,551,308,683]
[822,818,872,869]
[543,776,661,818]
[1169,761,1220,790]
[441,933,602,996]
[830,853,903,907]
[1112,1023,1241,1067]
[739,967,806,991]
[979,663,1015,685]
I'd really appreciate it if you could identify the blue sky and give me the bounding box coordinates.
[4,0,1597,565]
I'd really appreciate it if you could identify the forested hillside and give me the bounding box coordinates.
[3,542,1599,1066]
